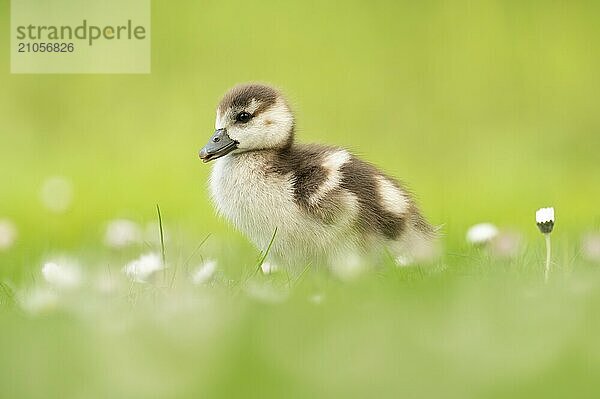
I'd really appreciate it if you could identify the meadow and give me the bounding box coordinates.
[1,1,600,397]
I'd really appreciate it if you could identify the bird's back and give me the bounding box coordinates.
[272,143,434,240]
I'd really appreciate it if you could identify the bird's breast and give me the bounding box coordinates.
[208,152,361,263]
[209,153,299,248]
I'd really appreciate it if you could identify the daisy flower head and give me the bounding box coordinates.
[466,223,498,246]
[536,206,555,282]
[260,261,279,275]
[41,260,82,289]
[191,259,217,285]
[536,207,555,234]
[123,252,164,283]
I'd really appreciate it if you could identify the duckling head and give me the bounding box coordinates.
[199,83,294,162]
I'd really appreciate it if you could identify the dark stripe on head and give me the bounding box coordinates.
[218,83,279,114]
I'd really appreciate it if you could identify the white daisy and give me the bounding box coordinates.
[123,253,164,282]
[41,260,82,289]
[536,207,555,282]
[466,223,498,245]
[0,219,17,251]
[104,219,142,248]
[260,261,279,275]
[191,260,217,285]
[536,207,555,233]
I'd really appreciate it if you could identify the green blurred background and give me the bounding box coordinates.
[1,1,600,397]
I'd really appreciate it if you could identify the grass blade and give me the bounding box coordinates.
[252,227,278,277]
[156,204,167,282]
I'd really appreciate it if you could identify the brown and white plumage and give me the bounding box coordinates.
[200,83,435,268]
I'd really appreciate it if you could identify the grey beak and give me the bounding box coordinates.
[199,129,239,163]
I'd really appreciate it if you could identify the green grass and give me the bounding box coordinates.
[2,230,600,398]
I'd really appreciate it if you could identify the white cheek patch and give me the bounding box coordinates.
[308,150,350,205]
[228,98,294,150]
[375,176,409,216]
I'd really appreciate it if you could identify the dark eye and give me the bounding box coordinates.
[235,111,252,123]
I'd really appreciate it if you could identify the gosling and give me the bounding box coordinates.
[199,83,436,270]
